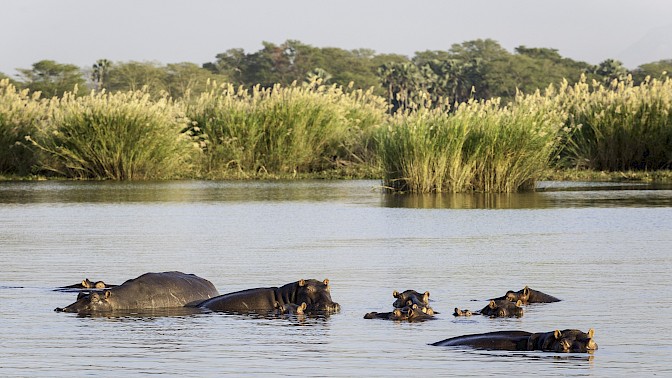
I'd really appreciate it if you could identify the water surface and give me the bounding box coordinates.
[1,180,671,376]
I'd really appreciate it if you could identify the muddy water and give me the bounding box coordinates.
[1,180,671,377]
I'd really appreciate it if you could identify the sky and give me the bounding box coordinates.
[2,0,672,77]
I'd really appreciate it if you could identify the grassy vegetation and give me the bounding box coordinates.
[2,77,672,190]
[27,89,199,180]
[558,75,672,171]
[378,92,567,193]
[184,80,387,178]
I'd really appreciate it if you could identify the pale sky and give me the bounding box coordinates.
[2,0,671,77]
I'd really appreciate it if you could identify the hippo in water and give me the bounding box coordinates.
[432,328,597,353]
[61,278,117,290]
[364,304,435,322]
[55,271,219,314]
[393,290,430,308]
[453,299,523,318]
[197,279,340,314]
[491,286,561,304]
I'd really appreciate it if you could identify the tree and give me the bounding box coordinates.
[632,59,672,83]
[593,59,630,84]
[17,60,86,97]
[106,61,167,96]
[91,59,112,91]
[163,62,227,99]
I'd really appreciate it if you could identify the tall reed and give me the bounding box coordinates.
[0,79,45,174]
[184,80,387,177]
[559,75,672,170]
[378,90,567,193]
[28,90,199,180]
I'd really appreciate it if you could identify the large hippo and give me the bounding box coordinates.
[432,329,597,353]
[197,279,340,314]
[55,271,219,314]
[491,286,561,304]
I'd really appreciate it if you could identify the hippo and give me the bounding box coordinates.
[393,290,430,308]
[491,286,561,304]
[364,304,435,322]
[275,302,307,315]
[197,279,340,314]
[55,271,219,314]
[432,329,597,353]
[453,308,473,317]
[56,278,117,292]
[479,299,524,318]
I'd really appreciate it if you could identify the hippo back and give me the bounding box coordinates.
[56,271,219,313]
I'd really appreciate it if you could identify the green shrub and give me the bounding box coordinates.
[0,79,45,174]
[378,90,567,193]
[559,76,672,171]
[28,90,199,180]
[185,80,387,177]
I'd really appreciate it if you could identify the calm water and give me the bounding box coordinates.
[1,180,671,377]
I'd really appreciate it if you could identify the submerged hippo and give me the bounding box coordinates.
[491,286,561,304]
[57,278,117,291]
[197,279,340,314]
[55,271,219,314]
[453,308,473,317]
[275,302,307,315]
[480,299,524,318]
[393,290,430,308]
[432,328,597,353]
[364,304,435,322]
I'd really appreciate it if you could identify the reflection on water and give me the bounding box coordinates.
[1,180,671,376]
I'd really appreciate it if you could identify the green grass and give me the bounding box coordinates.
[377,92,567,193]
[27,90,199,180]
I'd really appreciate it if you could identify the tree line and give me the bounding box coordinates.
[2,39,671,107]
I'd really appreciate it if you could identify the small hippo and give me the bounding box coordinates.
[364,304,435,322]
[491,286,560,304]
[55,271,219,314]
[275,302,307,315]
[479,299,524,318]
[453,308,473,317]
[393,290,430,308]
[198,279,340,314]
[432,328,597,353]
[58,278,117,290]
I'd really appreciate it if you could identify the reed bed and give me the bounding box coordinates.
[27,90,198,180]
[559,76,672,171]
[184,80,387,178]
[0,79,46,174]
[378,91,567,193]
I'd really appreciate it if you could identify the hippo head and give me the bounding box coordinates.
[392,290,430,308]
[453,308,473,317]
[295,279,340,313]
[391,304,432,321]
[482,299,524,317]
[505,286,531,303]
[81,279,107,289]
[553,329,598,353]
[55,290,114,313]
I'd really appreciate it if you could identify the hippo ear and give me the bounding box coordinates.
[553,330,562,339]
[393,290,399,298]
[94,281,106,289]
[300,302,307,310]
[423,291,430,302]
[523,286,530,296]
[81,279,88,287]
[587,328,595,338]
[104,290,111,299]
[298,279,305,287]
[515,300,522,307]
[322,279,329,286]
[411,304,418,309]
[488,300,497,309]
[406,300,413,307]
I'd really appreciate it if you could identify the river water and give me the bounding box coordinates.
[1,180,671,377]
